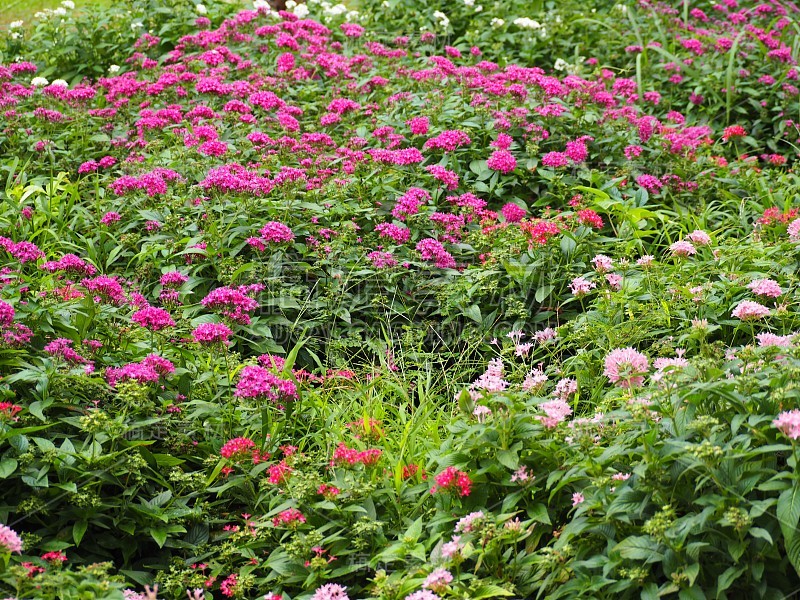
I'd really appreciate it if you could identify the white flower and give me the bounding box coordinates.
[474,5,482,12]
[53,7,67,16]
[34,11,47,19]
[51,79,68,87]
[293,3,310,17]
[253,0,270,8]
[8,20,24,29]
[553,58,570,71]
[433,10,449,28]
[108,64,121,73]
[324,4,347,15]
[131,21,143,30]
[10,32,21,40]
[286,0,296,7]
[345,10,359,20]
[61,0,75,8]
[490,17,504,27]
[614,3,627,13]
[463,0,474,5]
[31,77,49,87]
[195,3,207,14]
[513,17,541,29]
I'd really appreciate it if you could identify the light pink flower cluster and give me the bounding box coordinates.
[470,358,508,394]
[603,347,649,388]
[748,278,782,298]
[686,229,711,245]
[311,584,349,600]
[731,300,770,320]
[756,332,795,348]
[570,276,596,297]
[454,511,485,533]
[367,251,397,268]
[523,366,548,392]
[669,240,696,257]
[774,410,800,440]
[423,568,453,593]
[537,399,573,428]
[0,523,23,554]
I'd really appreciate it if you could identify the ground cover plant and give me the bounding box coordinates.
[1,0,800,598]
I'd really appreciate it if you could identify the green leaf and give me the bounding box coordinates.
[0,458,18,478]
[612,536,663,562]
[716,566,745,598]
[778,480,800,573]
[73,520,88,546]
[496,449,519,470]
[469,584,515,599]
[150,527,168,548]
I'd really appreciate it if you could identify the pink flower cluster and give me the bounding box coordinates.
[331,442,383,467]
[416,238,456,269]
[603,347,649,388]
[430,466,472,497]
[201,286,260,324]
[106,354,175,387]
[234,365,298,403]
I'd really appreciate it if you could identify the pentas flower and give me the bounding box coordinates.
[406,116,429,135]
[267,460,293,484]
[774,410,800,440]
[392,187,431,220]
[748,279,782,298]
[570,276,596,297]
[41,550,67,564]
[106,354,174,387]
[0,402,22,422]
[41,253,97,276]
[220,574,238,598]
[470,358,508,394]
[686,229,711,245]
[788,218,800,241]
[272,508,306,528]
[732,300,770,320]
[553,378,578,401]
[234,365,298,403]
[310,584,349,600]
[486,149,517,173]
[669,240,696,257]
[431,466,472,497]
[131,306,175,331]
[454,511,485,533]
[192,322,233,345]
[0,523,23,554]
[423,568,453,593]
[332,443,383,467]
[375,223,411,244]
[636,174,663,192]
[258,221,295,243]
[501,203,526,223]
[572,492,585,507]
[367,251,397,268]
[220,437,256,461]
[541,151,569,168]
[757,332,795,348]
[201,286,260,325]
[722,125,747,141]
[604,347,649,388]
[423,130,471,151]
[44,338,90,364]
[523,366,548,392]
[425,165,459,190]
[406,590,442,600]
[538,399,572,428]
[416,239,456,269]
[100,211,121,225]
[592,254,613,272]
[160,271,188,288]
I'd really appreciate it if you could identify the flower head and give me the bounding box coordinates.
[604,347,649,388]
